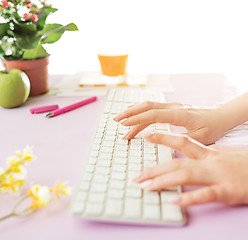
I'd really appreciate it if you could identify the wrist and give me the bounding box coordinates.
[215,101,248,132]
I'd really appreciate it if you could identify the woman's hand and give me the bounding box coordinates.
[114,101,228,145]
[134,133,248,206]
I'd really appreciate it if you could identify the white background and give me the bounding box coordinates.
[3,0,248,91]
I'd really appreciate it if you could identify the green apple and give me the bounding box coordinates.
[0,69,30,108]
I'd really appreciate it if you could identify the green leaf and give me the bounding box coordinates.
[37,7,58,30]
[40,23,78,44]
[14,32,41,49]
[0,45,4,56]
[12,19,37,34]
[0,23,9,39]
[22,45,48,60]
[64,23,78,31]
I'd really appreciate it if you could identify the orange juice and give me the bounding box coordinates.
[98,54,128,77]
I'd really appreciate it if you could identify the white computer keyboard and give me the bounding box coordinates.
[70,88,187,226]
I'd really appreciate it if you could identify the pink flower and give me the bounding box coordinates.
[2,0,9,8]
[26,3,31,9]
[24,13,30,20]
[31,14,38,22]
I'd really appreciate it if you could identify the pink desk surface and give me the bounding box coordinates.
[0,73,247,240]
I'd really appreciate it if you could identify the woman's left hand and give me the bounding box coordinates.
[134,133,248,206]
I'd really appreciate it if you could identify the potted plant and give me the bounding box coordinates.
[0,0,78,96]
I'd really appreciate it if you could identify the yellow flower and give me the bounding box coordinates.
[22,146,35,162]
[15,146,35,163]
[6,156,24,174]
[28,185,52,210]
[1,175,25,193]
[50,182,71,199]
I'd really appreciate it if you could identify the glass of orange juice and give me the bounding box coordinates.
[97,52,128,84]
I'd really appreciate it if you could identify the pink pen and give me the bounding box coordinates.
[46,96,97,118]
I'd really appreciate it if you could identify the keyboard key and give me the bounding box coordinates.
[143,161,157,168]
[160,191,180,203]
[143,191,160,204]
[93,138,102,145]
[88,157,97,165]
[143,153,156,161]
[79,182,90,191]
[158,145,172,163]
[95,167,110,175]
[127,171,141,179]
[126,188,142,198]
[112,164,127,172]
[114,150,128,158]
[117,138,128,145]
[85,203,104,216]
[115,145,128,151]
[161,203,183,222]
[90,151,99,158]
[91,183,108,193]
[124,198,141,219]
[126,180,140,189]
[92,144,100,151]
[75,191,88,202]
[92,174,109,183]
[131,139,142,145]
[105,200,123,217]
[143,204,161,220]
[100,147,113,153]
[129,150,142,157]
[102,141,115,147]
[129,144,142,150]
[109,180,125,189]
[71,202,85,215]
[111,172,126,180]
[88,193,106,203]
[104,135,116,141]
[98,152,112,160]
[85,165,95,173]
[113,157,127,165]
[97,160,111,167]
[108,189,124,199]
[105,130,117,136]
[82,173,93,181]
[144,148,156,154]
[129,157,142,163]
[128,163,142,171]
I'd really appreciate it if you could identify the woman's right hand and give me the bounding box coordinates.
[114,101,228,145]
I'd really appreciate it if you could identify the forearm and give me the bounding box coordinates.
[216,91,248,131]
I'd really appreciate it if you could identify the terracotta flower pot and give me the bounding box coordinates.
[2,57,49,97]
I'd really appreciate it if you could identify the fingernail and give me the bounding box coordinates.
[120,119,128,125]
[142,131,154,138]
[139,180,153,189]
[131,172,142,181]
[113,114,121,121]
[123,132,129,139]
[164,193,181,203]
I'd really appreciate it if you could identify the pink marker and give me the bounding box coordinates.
[46,96,97,118]
[30,104,59,114]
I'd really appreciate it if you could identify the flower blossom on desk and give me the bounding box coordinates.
[50,181,71,200]
[0,147,71,221]
[28,182,71,210]
[0,146,35,194]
